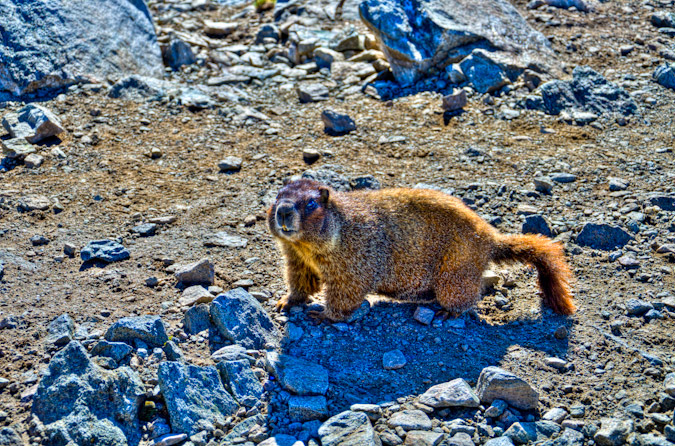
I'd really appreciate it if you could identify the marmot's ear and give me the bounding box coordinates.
[319,186,330,204]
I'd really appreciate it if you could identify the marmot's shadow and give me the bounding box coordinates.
[280,299,571,412]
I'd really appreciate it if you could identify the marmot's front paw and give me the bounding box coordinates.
[275,292,305,312]
[307,309,344,323]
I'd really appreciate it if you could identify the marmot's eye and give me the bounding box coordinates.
[306,199,318,212]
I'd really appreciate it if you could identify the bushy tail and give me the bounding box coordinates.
[492,234,575,315]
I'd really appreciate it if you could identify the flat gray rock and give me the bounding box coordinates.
[174,258,215,285]
[2,104,64,143]
[476,366,539,410]
[211,288,279,350]
[359,0,558,85]
[158,361,238,436]
[319,411,379,446]
[80,240,130,263]
[419,378,480,408]
[217,359,263,407]
[288,395,328,421]
[594,418,634,446]
[203,232,248,248]
[105,315,168,348]
[388,410,432,431]
[45,313,75,346]
[266,352,329,396]
[576,223,632,251]
[0,0,162,97]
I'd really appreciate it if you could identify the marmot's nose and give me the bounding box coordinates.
[276,205,295,228]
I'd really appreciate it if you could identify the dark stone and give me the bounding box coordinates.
[183,304,212,335]
[131,223,157,237]
[0,427,23,446]
[210,288,280,350]
[652,11,675,28]
[459,50,510,94]
[45,314,75,346]
[302,167,351,191]
[216,360,263,407]
[649,194,675,211]
[80,240,130,263]
[0,0,162,98]
[108,75,174,101]
[163,341,185,362]
[30,235,50,246]
[321,109,357,135]
[522,215,552,237]
[576,223,632,251]
[351,175,381,190]
[162,37,196,70]
[540,66,638,118]
[105,315,168,348]
[158,361,238,435]
[90,341,133,363]
[297,83,329,103]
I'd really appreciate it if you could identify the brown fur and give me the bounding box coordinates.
[267,179,575,321]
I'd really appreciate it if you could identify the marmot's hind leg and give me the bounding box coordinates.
[433,262,483,315]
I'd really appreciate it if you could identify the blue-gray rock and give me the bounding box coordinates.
[157,361,238,435]
[174,258,215,285]
[216,360,263,407]
[0,427,23,446]
[183,304,212,335]
[297,83,329,103]
[419,378,480,408]
[177,87,216,110]
[259,435,302,446]
[383,349,407,370]
[163,341,185,362]
[654,64,675,90]
[664,372,675,397]
[359,0,557,86]
[665,425,675,443]
[476,366,539,410]
[131,223,157,237]
[221,414,264,444]
[459,50,510,94]
[45,313,75,346]
[319,411,378,446]
[626,298,653,316]
[351,176,381,191]
[506,421,561,444]
[105,315,168,348]
[90,341,133,363]
[288,395,328,421]
[522,215,552,238]
[266,352,329,396]
[447,432,475,446]
[533,176,555,194]
[162,37,196,70]
[550,173,577,183]
[1,104,64,143]
[321,109,356,135]
[302,167,351,191]
[108,75,175,101]
[0,0,162,98]
[210,288,279,350]
[255,24,280,44]
[576,223,632,251]
[594,418,633,446]
[540,66,638,118]
[637,434,672,446]
[33,341,145,446]
[652,11,675,28]
[80,240,130,263]
[649,194,675,211]
[388,410,432,430]
[485,437,515,446]
[551,427,584,446]
[211,345,252,363]
[30,235,49,246]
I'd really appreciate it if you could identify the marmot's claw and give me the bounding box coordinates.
[275,298,292,312]
[307,310,332,323]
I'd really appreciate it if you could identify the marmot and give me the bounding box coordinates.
[267,179,575,322]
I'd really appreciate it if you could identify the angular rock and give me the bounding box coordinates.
[533,177,554,194]
[0,0,162,98]
[203,232,247,248]
[389,410,432,431]
[297,83,329,103]
[405,431,443,446]
[131,223,156,237]
[648,194,675,211]
[162,37,196,70]
[218,157,243,173]
[485,437,515,446]
[665,373,675,397]
[259,435,303,446]
[80,240,130,263]
[211,345,251,363]
[158,361,238,435]
[288,395,328,421]
[540,66,638,118]
[460,50,510,94]
[447,432,474,446]
[174,259,215,285]
[183,304,212,335]
[255,24,280,44]
[319,411,378,446]
[350,404,382,421]
[413,306,435,325]
[476,366,539,410]
[654,64,675,90]
[108,75,175,101]
[594,418,633,446]
[626,298,653,316]
[652,11,675,28]
[163,341,185,362]
[217,360,263,406]
[179,285,214,307]
[266,352,329,395]
[383,349,407,370]
[45,313,75,346]
[522,215,552,237]
[359,0,557,85]
[543,408,568,424]
[24,154,44,169]
[505,421,560,444]
[1,138,35,159]
[0,427,23,446]
[210,288,280,350]
[419,378,480,408]
[321,109,356,135]
[90,341,133,363]
[576,223,632,251]
[553,427,584,446]
[442,89,468,111]
[2,105,63,143]
[33,342,145,446]
[302,167,351,191]
[105,315,168,348]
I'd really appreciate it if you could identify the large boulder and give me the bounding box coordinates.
[158,361,238,435]
[32,341,145,446]
[359,0,558,85]
[210,288,280,350]
[0,0,163,98]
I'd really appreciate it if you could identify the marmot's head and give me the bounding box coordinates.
[268,179,333,243]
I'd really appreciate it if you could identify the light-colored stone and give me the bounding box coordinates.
[419,379,480,408]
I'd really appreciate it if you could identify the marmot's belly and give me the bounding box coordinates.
[375,266,435,300]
